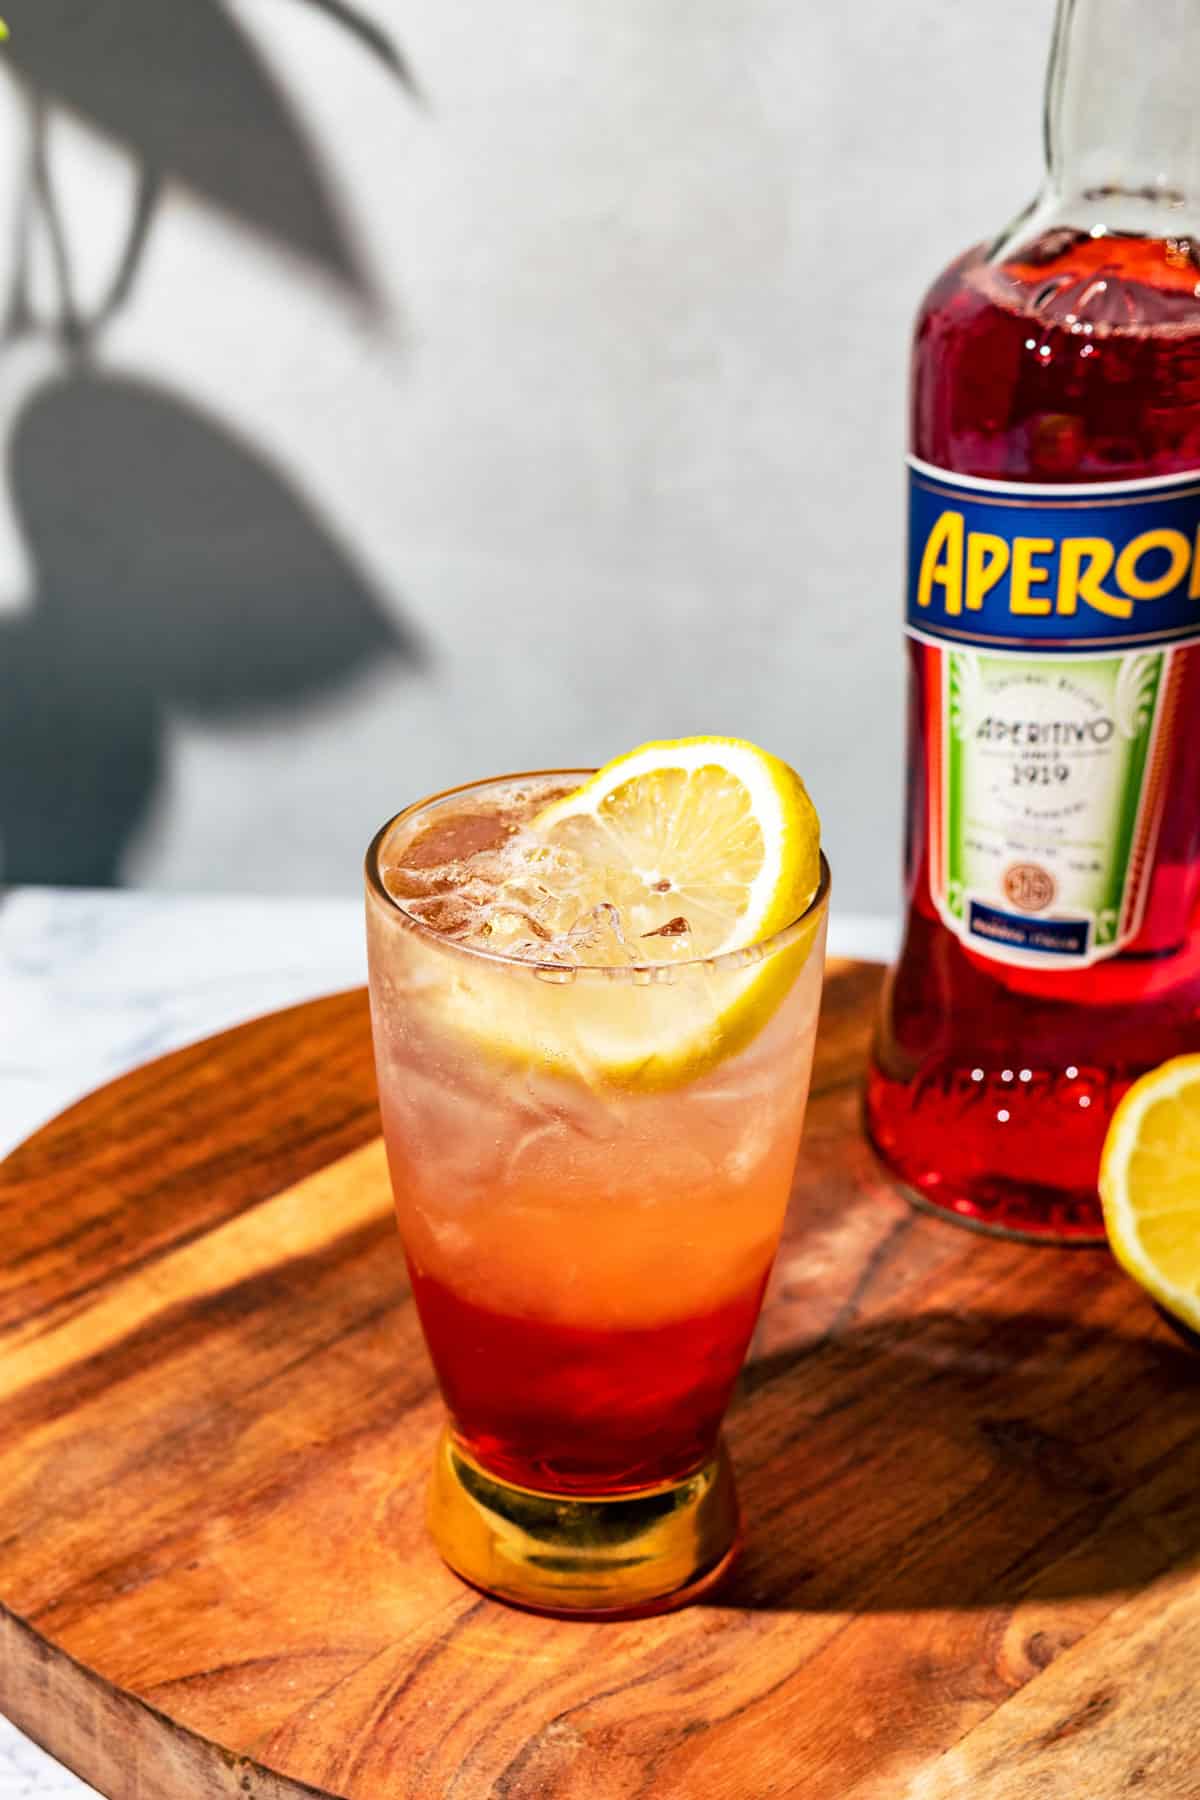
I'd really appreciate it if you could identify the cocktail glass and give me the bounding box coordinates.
[365,771,829,1616]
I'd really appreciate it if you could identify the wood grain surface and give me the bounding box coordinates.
[1,962,1199,1799]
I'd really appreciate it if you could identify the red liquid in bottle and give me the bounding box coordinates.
[867,230,1200,1241]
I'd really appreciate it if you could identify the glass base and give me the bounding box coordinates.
[428,1427,740,1618]
[897,1176,1106,1245]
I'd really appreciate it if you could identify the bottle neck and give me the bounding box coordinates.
[1045,0,1200,232]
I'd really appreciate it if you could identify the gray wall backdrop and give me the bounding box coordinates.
[0,0,1050,912]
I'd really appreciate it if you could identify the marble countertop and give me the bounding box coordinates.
[0,886,897,1797]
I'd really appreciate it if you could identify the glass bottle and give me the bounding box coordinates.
[867,0,1200,1241]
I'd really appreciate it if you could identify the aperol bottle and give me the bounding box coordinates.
[867,0,1200,1241]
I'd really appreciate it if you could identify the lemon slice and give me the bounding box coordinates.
[1100,1055,1200,1332]
[533,737,821,960]
[430,738,824,1090]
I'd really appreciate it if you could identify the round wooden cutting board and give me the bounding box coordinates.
[3,965,1200,1800]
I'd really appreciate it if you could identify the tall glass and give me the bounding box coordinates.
[365,772,830,1616]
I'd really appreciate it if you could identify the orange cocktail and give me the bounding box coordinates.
[366,751,828,1614]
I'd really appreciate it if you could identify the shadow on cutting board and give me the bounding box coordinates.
[719,1306,1200,1612]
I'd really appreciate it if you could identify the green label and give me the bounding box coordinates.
[934,646,1169,967]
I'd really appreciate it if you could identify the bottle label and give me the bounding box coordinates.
[906,458,1200,968]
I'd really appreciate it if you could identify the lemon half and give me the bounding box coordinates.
[1100,1055,1200,1332]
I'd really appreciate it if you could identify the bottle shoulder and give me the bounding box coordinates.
[917,223,1200,340]
[913,244,989,336]
[911,221,1200,480]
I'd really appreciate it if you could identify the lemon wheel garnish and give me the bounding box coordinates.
[431,738,824,1090]
[1100,1055,1200,1332]
[533,737,820,959]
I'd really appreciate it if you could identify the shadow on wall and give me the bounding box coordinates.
[0,0,425,885]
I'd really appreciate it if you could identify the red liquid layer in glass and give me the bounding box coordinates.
[868,230,1200,1241]
[408,1263,768,1495]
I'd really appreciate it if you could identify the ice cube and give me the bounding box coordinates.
[384,811,675,968]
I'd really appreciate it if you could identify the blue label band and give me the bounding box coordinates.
[906,459,1200,653]
[966,900,1090,960]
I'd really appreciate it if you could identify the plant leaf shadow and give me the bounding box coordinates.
[0,369,423,884]
[4,0,417,305]
[712,1307,1200,1614]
